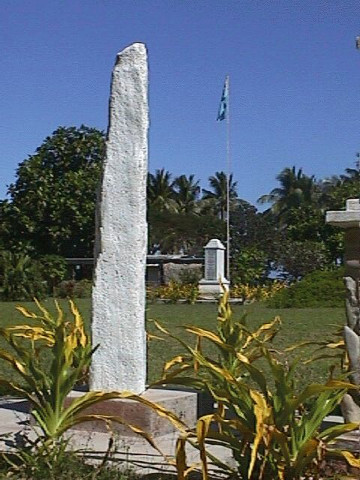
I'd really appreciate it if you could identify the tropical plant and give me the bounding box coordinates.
[231,281,285,303]
[0,300,185,452]
[151,291,360,479]
[258,166,318,225]
[148,209,225,255]
[202,171,238,220]
[147,168,177,212]
[0,251,46,301]
[173,174,201,214]
[231,246,269,286]
[147,281,200,304]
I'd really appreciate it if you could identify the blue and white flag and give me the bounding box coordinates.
[217,77,229,121]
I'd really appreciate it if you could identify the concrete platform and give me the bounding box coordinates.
[0,397,234,476]
[0,397,358,476]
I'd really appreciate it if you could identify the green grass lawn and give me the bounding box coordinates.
[0,299,346,393]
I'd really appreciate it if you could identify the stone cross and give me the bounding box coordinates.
[326,198,360,422]
[90,43,148,394]
[198,239,229,297]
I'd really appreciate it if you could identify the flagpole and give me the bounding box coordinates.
[226,75,231,283]
[217,75,231,282]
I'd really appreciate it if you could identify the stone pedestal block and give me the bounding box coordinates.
[65,389,197,437]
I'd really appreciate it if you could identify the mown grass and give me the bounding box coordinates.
[0,298,346,393]
[146,302,346,387]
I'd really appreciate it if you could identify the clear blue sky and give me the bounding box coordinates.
[1,0,360,207]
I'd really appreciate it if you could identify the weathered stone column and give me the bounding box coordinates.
[326,198,360,422]
[198,239,229,297]
[90,43,148,393]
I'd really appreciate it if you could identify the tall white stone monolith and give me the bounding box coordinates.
[90,43,148,393]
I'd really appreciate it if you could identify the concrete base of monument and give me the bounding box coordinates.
[198,278,230,298]
[65,388,197,437]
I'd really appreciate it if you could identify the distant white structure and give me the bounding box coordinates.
[198,239,229,297]
[90,43,148,394]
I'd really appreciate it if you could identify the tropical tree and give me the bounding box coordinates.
[258,166,318,224]
[202,171,238,220]
[147,168,177,212]
[1,126,105,257]
[148,209,225,255]
[173,174,201,214]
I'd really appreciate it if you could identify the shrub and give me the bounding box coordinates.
[54,279,92,298]
[231,281,285,303]
[0,252,46,301]
[152,291,360,479]
[267,268,345,308]
[231,246,269,286]
[37,254,68,293]
[146,281,199,304]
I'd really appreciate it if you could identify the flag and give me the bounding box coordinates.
[217,76,229,121]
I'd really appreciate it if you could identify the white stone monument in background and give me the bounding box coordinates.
[198,239,229,297]
[90,43,148,393]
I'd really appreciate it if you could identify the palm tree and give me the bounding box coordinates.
[173,174,201,214]
[147,169,177,212]
[257,166,317,221]
[202,171,238,220]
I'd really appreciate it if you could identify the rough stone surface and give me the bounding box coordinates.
[326,199,360,422]
[198,239,229,297]
[326,198,360,228]
[65,389,197,436]
[90,43,148,393]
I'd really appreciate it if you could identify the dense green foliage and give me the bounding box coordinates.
[1,125,359,288]
[0,126,105,257]
[0,252,46,301]
[267,268,346,308]
[0,252,70,301]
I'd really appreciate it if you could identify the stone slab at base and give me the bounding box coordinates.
[65,388,197,437]
[198,278,229,298]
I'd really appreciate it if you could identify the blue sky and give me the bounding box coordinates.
[1,0,360,207]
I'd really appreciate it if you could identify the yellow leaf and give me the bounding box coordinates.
[70,300,87,347]
[248,390,272,479]
[338,450,360,468]
[146,332,164,342]
[243,317,280,349]
[34,298,53,324]
[196,415,213,444]
[164,356,187,371]
[15,306,37,319]
[236,352,250,364]
[185,327,223,345]
[196,416,212,480]
[326,341,345,349]
[176,436,187,480]
[6,325,54,344]
[54,299,64,325]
